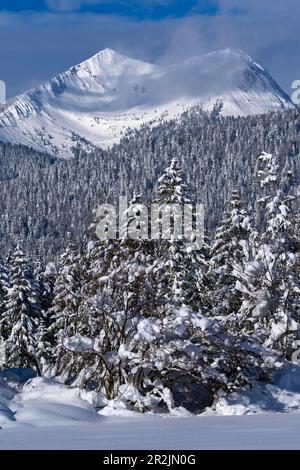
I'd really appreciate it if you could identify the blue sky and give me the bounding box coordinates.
[0,1,299,97]
[0,0,219,18]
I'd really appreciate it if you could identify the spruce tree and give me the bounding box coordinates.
[1,245,41,372]
[47,239,84,378]
[0,259,10,366]
[60,194,158,394]
[234,153,300,357]
[208,189,253,320]
[152,157,203,314]
[35,261,56,320]
[0,259,10,317]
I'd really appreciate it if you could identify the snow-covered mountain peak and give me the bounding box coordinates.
[210,46,254,59]
[71,47,156,79]
[0,47,293,158]
[89,47,138,65]
[203,47,263,66]
[95,47,119,58]
[79,47,131,70]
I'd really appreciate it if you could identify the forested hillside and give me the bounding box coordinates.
[0,105,299,260]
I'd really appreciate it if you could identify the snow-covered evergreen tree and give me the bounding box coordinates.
[152,157,203,314]
[234,153,300,357]
[112,162,270,410]
[0,259,10,317]
[0,259,10,365]
[208,189,254,320]
[35,261,56,320]
[59,194,159,394]
[47,239,84,378]
[1,245,41,372]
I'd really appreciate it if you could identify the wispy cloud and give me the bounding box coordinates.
[0,1,299,98]
[45,0,191,13]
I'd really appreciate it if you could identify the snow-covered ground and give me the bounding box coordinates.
[0,413,300,450]
[0,365,300,449]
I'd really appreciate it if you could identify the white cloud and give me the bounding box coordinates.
[215,0,300,15]
[46,0,98,11]
[1,1,300,97]
[46,0,174,12]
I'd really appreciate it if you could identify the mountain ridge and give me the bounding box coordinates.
[0,47,293,158]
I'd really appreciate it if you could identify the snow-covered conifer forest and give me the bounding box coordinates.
[0,104,299,425]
